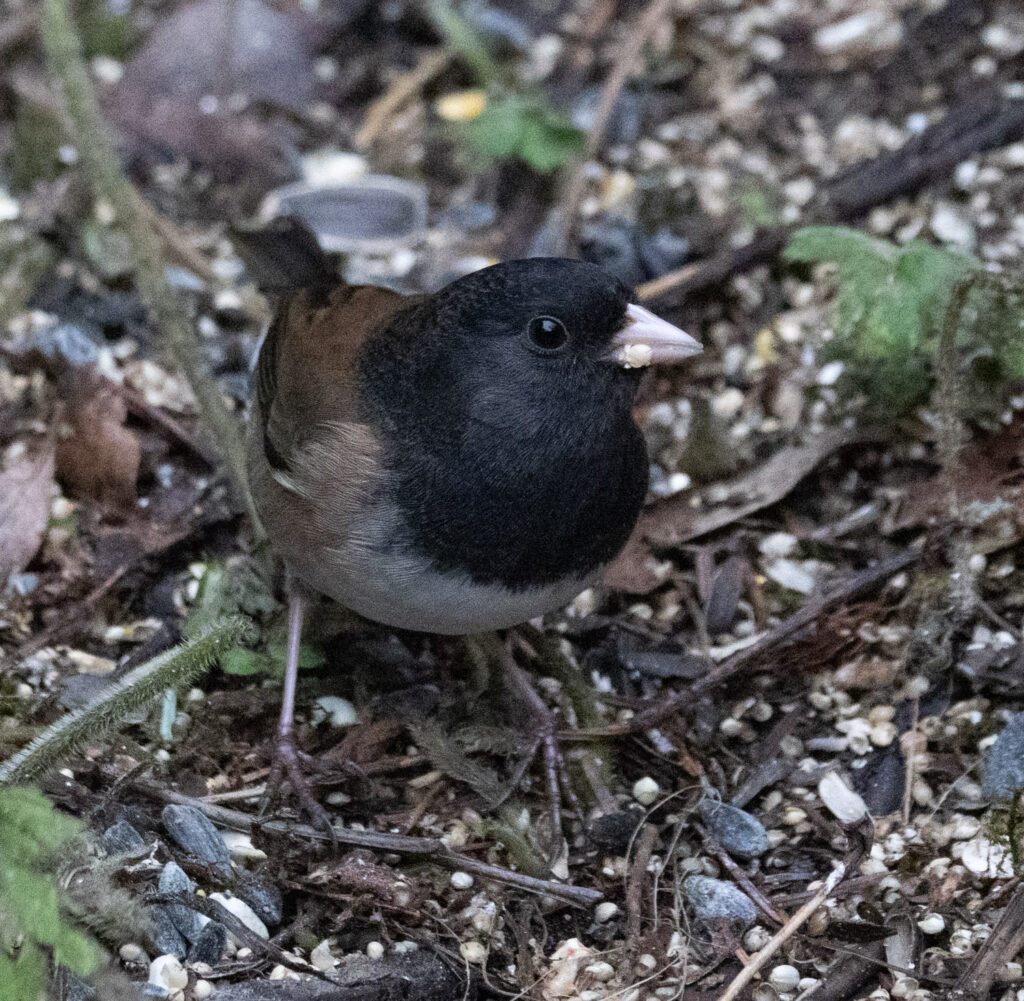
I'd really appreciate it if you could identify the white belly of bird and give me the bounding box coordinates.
[290,501,597,634]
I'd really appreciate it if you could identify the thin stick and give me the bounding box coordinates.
[714,864,846,1001]
[625,823,658,948]
[554,0,675,254]
[131,783,603,909]
[38,0,259,531]
[598,550,922,737]
[356,49,451,148]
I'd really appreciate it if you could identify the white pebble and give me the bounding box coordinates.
[119,942,147,964]
[221,831,267,861]
[918,913,945,935]
[310,939,338,971]
[585,961,615,982]
[209,893,268,942]
[148,954,188,991]
[193,981,215,1000]
[367,941,385,960]
[632,777,661,806]
[595,901,619,923]
[460,941,487,965]
[312,695,358,727]
[450,871,474,890]
[769,964,801,992]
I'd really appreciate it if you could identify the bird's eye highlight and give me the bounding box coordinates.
[526,316,568,353]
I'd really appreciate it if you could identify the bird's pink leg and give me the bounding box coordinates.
[263,586,334,837]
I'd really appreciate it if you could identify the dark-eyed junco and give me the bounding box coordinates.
[237,218,701,823]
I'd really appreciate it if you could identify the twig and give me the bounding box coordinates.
[554,0,675,255]
[38,0,259,531]
[601,550,922,736]
[356,49,451,148]
[625,823,658,949]
[639,88,1024,307]
[131,783,604,909]
[714,863,846,1001]
[954,884,1024,998]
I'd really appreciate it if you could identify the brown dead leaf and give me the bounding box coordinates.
[56,373,140,514]
[640,428,852,546]
[0,438,55,584]
[895,419,1024,551]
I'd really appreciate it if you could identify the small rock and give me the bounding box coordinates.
[930,202,976,248]
[769,965,801,992]
[193,981,215,1000]
[209,893,269,942]
[102,820,147,855]
[981,713,1024,802]
[632,777,661,806]
[310,939,338,971]
[585,961,615,982]
[818,772,868,824]
[232,869,283,926]
[588,810,642,851]
[161,805,233,881]
[312,695,358,727]
[119,942,148,964]
[450,871,474,890]
[460,940,487,965]
[366,941,385,960]
[187,921,228,967]
[159,861,207,943]
[221,831,267,862]
[699,801,769,859]
[149,907,187,961]
[917,913,945,935]
[263,175,428,254]
[684,876,758,931]
[594,901,619,923]
[148,954,188,992]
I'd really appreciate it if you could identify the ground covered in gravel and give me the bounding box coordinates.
[5,1,1024,1000]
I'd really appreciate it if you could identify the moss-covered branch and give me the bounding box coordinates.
[0,617,252,785]
[38,0,260,532]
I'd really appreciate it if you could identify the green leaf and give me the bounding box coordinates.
[0,945,47,1001]
[462,95,584,173]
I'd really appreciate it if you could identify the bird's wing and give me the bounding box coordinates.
[254,281,409,481]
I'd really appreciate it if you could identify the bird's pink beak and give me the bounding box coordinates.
[607,303,702,369]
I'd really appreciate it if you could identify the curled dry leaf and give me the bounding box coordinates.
[0,438,56,585]
[56,374,140,514]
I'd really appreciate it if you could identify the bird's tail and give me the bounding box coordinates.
[229,216,338,293]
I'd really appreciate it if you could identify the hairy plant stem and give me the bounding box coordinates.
[38,0,261,534]
[934,276,977,619]
[0,617,251,784]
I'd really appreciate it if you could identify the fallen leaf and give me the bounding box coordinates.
[0,438,55,584]
[640,428,853,546]
[56,373,140,513]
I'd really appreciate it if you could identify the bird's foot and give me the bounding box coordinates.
[261,735,336,843]
[500,648,584,861]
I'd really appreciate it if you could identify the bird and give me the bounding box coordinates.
[237,217,701,827]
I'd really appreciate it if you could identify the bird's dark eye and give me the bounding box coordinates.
[526,316,568,353]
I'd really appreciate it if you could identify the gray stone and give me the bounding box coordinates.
[188,920,228,966]
[158,860,208,943]
[699,801,769,859]
[266,176,428,254]
[233,869,283,927]
[148,906,187,961]
[161,805,233,881]
[684,876,758,931]
[101,820,147,855]
[982,713,1024,802]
